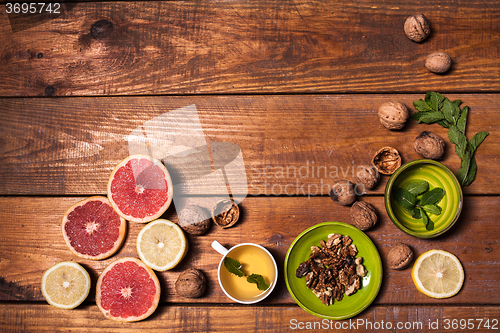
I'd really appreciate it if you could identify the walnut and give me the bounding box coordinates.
[178,205,212,235]
[425,52,452,74]
[355,165,380,191]
[350,201,378,231]
[211,199,240,228]
[387,243,414,270]
[371,147,402,175]
[175,268,207,298]
[414,131,445,160]
[378,102,409,130]
[329,179,356,206]
[296,262,311,278]
[404,14,431,42]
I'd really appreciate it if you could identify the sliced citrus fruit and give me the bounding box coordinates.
[107,154,173,223]
[412,249,465,299]
[62,196,127,260]
[137,219,188,271]
[96,257,161,322]
[41,261,91,309]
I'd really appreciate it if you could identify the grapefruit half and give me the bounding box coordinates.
[107,154,173,223]
[96,257,161,322]
[62,196,126,260]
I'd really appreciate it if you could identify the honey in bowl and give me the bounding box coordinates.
[220,244,276,302]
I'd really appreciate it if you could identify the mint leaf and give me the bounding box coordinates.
[448,125,468,159]
[437,120,451,128]
[442,98,457,125]
[425,92,445,111]
[456,106,468,133]
[420,188,445,206]
[413,99,434,112]
[414,111,445,124]
[457,150,472,185]
[469,131,489,153]
[393,188,417,211]
[405,180,429,196]
[224,257,245,277]
[462,156,478,186]
[451,99,462,109]
[422,204,442,216]
[412,208,422,219]
[247,274,269,291]
[420,209,435,231]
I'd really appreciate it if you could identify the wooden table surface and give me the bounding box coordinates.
[1,0,499,332]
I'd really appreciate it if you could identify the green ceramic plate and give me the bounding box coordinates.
[284,222,382,320]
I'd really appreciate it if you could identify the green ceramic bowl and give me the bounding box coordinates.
[284,222,383,320]
[385,159,463,238]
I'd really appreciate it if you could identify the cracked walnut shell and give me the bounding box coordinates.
[211,199,240,228]
[371,147,401,175]
[378,102,409,130]
[404,14,431,43]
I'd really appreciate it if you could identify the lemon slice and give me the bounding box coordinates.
[137,219,188,271]
[412,249,464,299]
[41,261,91,309]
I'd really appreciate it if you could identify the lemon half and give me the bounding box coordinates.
[412,249,464,299]
[137,219,188,271]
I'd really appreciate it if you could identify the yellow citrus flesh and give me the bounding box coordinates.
[41,262,91,309]
[411,249,464,299]
[137,219,188,271]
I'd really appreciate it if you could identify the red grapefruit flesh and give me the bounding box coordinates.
[62,196,126,260]
[96,257,161,322]
[107,154,173,223]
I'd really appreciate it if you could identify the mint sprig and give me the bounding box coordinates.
[223,257,270,291]
[393,180,445,231]
[412,92,489,186]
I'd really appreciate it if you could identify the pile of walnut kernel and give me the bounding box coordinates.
[296,233,367,306]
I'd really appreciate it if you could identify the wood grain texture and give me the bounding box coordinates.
[0,304,499,333]
[1,196,499,304]
[1,0,499,96]
[1,95,498,195]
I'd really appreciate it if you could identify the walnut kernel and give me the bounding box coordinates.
[175,268,207,298]
[414,131,445,160]
[404,14,431,42]
[350,201,378,231]
[425,52,452,74]
[371,147,402,175]
[378,102,409,130]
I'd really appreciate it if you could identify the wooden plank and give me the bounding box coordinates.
[1,0,499,96]
[0,303,499,332]
[0,95,498,195]
[0,196,499,304]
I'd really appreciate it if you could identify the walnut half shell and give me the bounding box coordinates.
[371,147,401,175]
[211,199,240,228]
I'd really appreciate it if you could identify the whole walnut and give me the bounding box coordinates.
[414,131,445,160]
[178,205,211,235]
[350,201,378,231]
[404,14,431,42]
[378,102,409,130]
[355,165,380,191]
[387,243,414,270]
[175,268,207,298]
[329,180,356,206]
[425,52,452,74]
